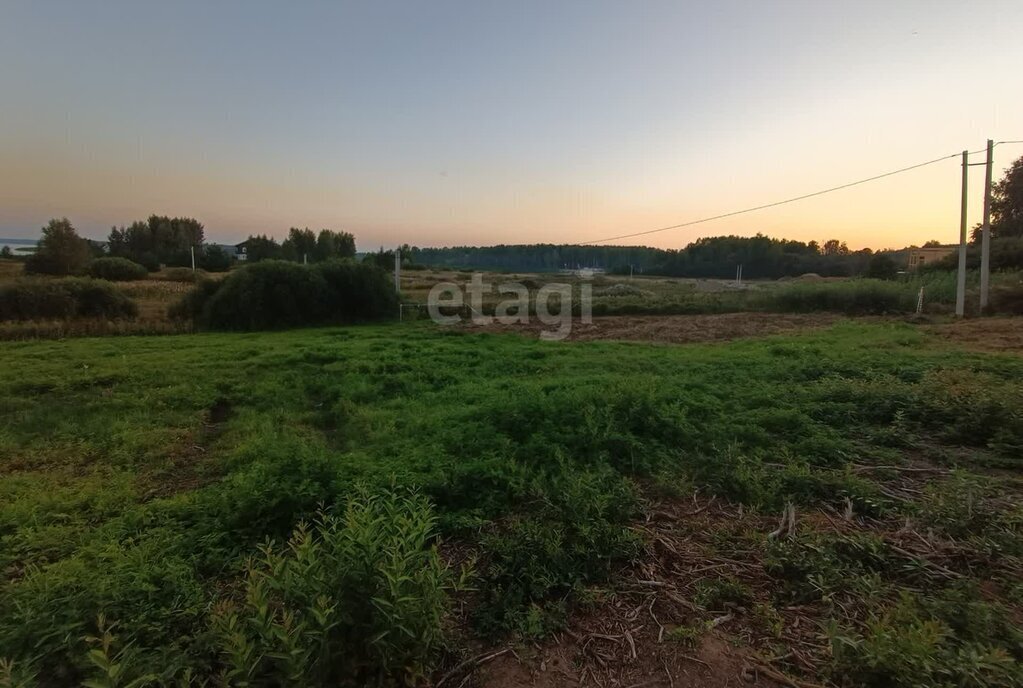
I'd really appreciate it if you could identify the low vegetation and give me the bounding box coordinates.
[86,257,149,282]
[170,259,398,330]
[0,321,1021,685]
[0,277,137,320]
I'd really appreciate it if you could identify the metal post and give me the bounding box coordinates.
[955,150,968,317]
[980,139,994,311]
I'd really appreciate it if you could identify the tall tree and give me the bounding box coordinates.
[281,227,317,262]
[315,229,356,261]
[242,235,282,262]
[25,218,92,275]
[821,239,850,256]
[992,155,1023,238]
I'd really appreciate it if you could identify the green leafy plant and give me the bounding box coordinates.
[211,489,456,686]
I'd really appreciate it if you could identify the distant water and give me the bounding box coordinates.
[0,238,38,253]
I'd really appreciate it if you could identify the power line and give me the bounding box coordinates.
[580,144,1007,245]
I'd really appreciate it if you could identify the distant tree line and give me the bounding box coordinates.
[17,217,358,278]
[403,236,878,278]
[107,216,205,270]
[406,244,665,273]
[241,228,356,263]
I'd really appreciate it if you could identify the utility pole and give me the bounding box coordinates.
[955,150,968,317]
[190,245,196,272]
[980,139,994,311]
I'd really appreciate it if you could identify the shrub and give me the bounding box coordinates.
[0,278,137,321]
[474,467,640,636]
[196,260,331,330]
[766,279,914,314]
[866,254,899,280]
[827,592,1022,687]
[167,278,220,322]
[87,257,149,281]
[171,260,397,331]
[317,260,399,321]
[212,490,454,686]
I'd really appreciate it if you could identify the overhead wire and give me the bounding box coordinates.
[581,142,1017,245]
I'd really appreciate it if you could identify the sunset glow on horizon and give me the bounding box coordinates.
[2,1,1021,252]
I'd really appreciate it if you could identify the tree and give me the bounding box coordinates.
[866,253,898,280]
[107,216,204,267]
[315,229,356,261]
[281,227,317,262]
[362,247,395,270]
[923,240,944,248]
[200,245,233,272]
[0,246,11,259]
[24,218,92,275]
[243,235,282,262]
[992,155,1023,238]
[821,239,850,256]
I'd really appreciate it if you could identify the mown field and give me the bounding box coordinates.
[1,320,1022,686]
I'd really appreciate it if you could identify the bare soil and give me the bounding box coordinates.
[438,459,1023,688]
[471,313,842,345]
[922,316,1023,353]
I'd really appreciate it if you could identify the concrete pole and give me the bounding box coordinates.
[190,245,195,272]
[980,139,994,311]
[955,150,969,317]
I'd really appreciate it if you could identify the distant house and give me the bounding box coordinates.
[215,242,247,261]
[907,246,955,271]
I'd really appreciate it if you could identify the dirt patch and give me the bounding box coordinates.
[922,316,1023,353]
[471,312,842,345]
[476,631,775,688]
[441,459,1023,688]
[137,399,233,499]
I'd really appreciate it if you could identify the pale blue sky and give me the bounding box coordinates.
[2,1,1021,249]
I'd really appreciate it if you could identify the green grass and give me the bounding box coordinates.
[1,320,1022,684]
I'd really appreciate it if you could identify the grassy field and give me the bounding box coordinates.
[2,257,1020,341]
[1,319,1022,685]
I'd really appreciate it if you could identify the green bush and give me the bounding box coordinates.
[212,490,453,686]
[171,259,397,331]
[827,591,1022,687]
[0,278,137,321]
[766,279,914,314]
[317,260,400,321]
[87,257,149,281]
[196,260,332,330]
[475,467,640,636]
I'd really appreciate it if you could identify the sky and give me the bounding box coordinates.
[1,1,1021,251]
